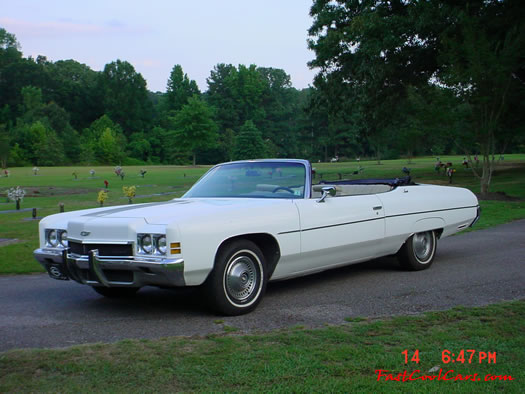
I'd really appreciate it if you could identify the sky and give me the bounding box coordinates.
[1,0,318,92]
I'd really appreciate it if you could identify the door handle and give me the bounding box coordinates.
[373,206,382,210]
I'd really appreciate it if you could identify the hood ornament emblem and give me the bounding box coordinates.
[80,231,91,236]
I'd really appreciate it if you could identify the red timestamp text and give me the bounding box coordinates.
[442,349,496,364]
[401,349,497,365]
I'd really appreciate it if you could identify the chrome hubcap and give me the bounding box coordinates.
[226,255,257,301]
[413,232,433,262]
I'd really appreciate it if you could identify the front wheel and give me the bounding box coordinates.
[205,240,267,316]
[397,231,437,271]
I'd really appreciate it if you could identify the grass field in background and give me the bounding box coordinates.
[1,300,523,392]
[0,154,524,274]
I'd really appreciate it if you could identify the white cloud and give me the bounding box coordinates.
[0,17,149,38]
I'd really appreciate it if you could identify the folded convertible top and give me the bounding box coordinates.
[319,176,413,187]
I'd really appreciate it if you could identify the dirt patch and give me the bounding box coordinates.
[490,162,525,170]
[0,186,92,197]
[475,191,522,202]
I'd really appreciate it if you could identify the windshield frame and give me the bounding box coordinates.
[182,159,312,200]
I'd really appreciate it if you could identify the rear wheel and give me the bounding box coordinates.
[397,231,437,271]
[205,240,267,316]
[92,286,140,298]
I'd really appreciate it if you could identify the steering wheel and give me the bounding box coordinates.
[272,186,295,194]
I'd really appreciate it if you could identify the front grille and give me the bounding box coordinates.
[69,241,133,257]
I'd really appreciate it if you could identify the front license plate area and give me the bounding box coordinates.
[46,264,69,280]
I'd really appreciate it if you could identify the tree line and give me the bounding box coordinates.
[0,30,316,167]
[0,0,523,194]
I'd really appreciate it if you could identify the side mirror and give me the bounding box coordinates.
[317,186,336,203]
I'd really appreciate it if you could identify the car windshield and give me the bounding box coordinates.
[183,161,306,199]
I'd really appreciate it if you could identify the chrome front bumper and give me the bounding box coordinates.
[34,248,185,288]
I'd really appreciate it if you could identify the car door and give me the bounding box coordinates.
[291,193,385,274]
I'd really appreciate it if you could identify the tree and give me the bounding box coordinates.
[308,1,431,162]
[393,85,464,163]
[220,128,235,162]
[127,132,152,162]
[206,63,240,131]
[436,1,525,194]
[38,101,81,163]
[0,28,20,50]
[206,64,267,131]
[235,65,266,125]
[34,127,66,165]
[83,115,126,164]
[234,120,266,160]
[257,67,299,157]
[98,60,152,135]
[20,86,43,121]
[12,120,65,165]
[96,127,124,164]
[205,63,310,161]
[308,0,525,194]
[306,82,362,161]
[46,60,103,130]
[84,114,122,137]
[171,96,218,165]
[0,126,9,168]
[166,65,200,112]
[0,30,50,122]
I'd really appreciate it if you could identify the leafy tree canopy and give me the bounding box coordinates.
[166,64,200,112]
[234,120,266,160]
[98,59,152,135]
[308,0,525,193]
[171,95,218,165]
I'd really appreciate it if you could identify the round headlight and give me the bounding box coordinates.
[48,230,58,247]
[156,236,167,254]
[59,231,68,247]
[141,235,153,253]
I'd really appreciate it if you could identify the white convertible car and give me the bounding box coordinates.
[34,159,480,315]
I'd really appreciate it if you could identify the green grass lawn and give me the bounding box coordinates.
[0,300,523,392]
[1,155,524,275]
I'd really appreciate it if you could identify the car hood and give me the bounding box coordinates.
[77,198,293,225]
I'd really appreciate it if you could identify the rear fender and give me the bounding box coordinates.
[411,217,445,237]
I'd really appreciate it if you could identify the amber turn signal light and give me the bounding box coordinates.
[170,242,181,255]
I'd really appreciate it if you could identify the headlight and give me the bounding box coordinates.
[156,236,167,255]
[141,235,153,253]
[59,230,68,247]
[46,229,68,248]
[47,230,58,247]
[137,233,168,255]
